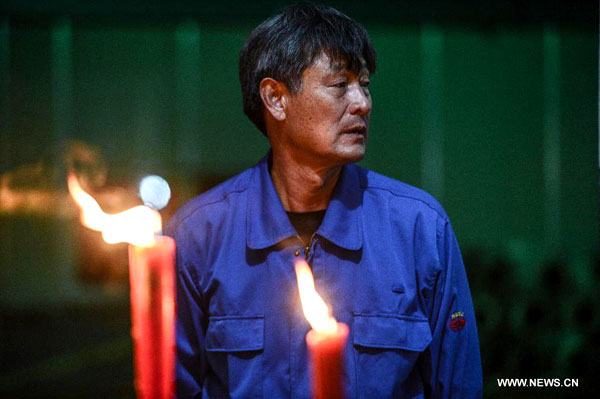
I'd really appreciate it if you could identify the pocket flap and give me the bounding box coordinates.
[206,316,264,352]
[353,314,432,351]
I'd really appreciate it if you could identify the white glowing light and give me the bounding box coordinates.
[139,175,171,211]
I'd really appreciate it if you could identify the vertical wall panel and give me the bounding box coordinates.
[72,23,175,172]
[0,17,12,308]
[10,20,53,167]
[194,23,269,175]
[174,20,202,168]
[444,29,545,249]
[542,25,561,250]
[420,25,445,201]
[51,17,73,148]
[0,18,10,172]
[50,17,80,302]
[559,31,598,255]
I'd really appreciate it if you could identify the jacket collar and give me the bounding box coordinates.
[246,153,363,251]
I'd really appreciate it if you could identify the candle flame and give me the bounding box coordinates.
[294,259,338,334]
[68,174,162,247]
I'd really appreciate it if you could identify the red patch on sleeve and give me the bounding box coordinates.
[449,312,466,332]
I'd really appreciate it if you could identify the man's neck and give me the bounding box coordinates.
[270,151,341,212]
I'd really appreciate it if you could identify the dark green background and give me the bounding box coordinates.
[0,1,598,398]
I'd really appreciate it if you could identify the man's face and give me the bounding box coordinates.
[280,52,372,167]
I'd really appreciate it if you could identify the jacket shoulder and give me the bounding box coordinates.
[166,165,254,234]
[356,165,448,221]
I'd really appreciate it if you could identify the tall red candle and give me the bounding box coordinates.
[306,322,349,399]
[68,174,176,398]
[128,236,176,399]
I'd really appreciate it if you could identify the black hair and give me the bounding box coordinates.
[239,2,377,136]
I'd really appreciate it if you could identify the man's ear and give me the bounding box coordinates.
[259,78,288,121]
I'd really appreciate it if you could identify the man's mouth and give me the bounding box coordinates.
[342,126,367,135]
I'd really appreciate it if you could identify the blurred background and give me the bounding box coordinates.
[0,0,597,398]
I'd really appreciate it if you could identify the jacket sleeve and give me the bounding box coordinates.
[419,217,483,398]
[167,223,208,399]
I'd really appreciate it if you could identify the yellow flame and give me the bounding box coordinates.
[68,174,162,247]
[294,259,338,334]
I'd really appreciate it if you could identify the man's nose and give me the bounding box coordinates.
[348,84,372,116]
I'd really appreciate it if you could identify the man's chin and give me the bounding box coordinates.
[337,145,366,164]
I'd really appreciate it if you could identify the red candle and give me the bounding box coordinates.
[68,174,176,398]
[128,236,176,399]
[306,322,349,399]
[295,260,347,399]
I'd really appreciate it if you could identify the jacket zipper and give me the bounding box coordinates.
[303,232,317,260]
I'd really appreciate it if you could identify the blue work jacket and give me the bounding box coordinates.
[166,154,482,399]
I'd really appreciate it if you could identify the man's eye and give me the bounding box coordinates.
[360,80,370,88]
[333,82,347,88]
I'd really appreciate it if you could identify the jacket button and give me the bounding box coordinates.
[294,250,300,257]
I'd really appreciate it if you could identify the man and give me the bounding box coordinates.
[166,3,482,398]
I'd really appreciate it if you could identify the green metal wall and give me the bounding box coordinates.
[2,18,596,254]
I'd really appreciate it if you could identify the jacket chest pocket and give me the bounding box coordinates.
[205,316,264,399]
[352,314,432,399]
